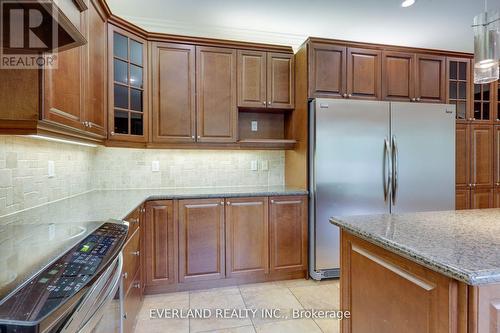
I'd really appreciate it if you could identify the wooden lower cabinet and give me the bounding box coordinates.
[144,201,176,286]
[178,198,226,282]
[496,187,500,208]
[455,188,470,210]
[341,231,465,333]
[225,197,269,278]
[123,270,143,333]
[471,188,494,209]
[142,195,308,293]
[269,196,308,274]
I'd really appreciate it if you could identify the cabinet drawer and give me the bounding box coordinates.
[124,208,141,237]
[122,270,142,333]
[122,229,140,293]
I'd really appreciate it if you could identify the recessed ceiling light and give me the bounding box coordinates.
[401,0,416,7]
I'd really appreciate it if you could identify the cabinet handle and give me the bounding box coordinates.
[123,312,127,319]
[416,97,421,102]
[88,122,92,128]
[262,101,266,105]
[270,199,275,204]
[191,135,195,139]
[227,201,231,205]
[342,93,347,98]
[411,98,416,102]
[110,131,115,136]
[131,250,140,256]
[133,282,141,289]
[128,218,139,224]
[348,94,352,98]
[197,136,201,139]
[220,201,224,205]
[122,272,128,279]
[268,101,271,105]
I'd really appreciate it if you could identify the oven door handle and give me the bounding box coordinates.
[60,252,123,333]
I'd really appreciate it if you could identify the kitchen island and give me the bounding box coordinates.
[330,209,500,333]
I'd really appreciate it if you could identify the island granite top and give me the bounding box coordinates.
[330,209,500,285]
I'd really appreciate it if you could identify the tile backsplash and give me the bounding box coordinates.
[0,136,285,216]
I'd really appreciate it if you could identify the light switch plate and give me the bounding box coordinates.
[152,161,160,172]
[250,160,258,171]
[261,160,269,171]
[251,121,258,132]
[48,160,55,178]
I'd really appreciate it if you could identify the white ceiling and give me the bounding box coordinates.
[106,0,486,52]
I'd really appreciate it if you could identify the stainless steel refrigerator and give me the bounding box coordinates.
[309,99,455,280]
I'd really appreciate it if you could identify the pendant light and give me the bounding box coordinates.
[473,0,500,84]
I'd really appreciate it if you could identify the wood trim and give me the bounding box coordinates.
[306,37,473,59]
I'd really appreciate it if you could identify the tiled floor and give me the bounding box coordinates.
[134,279,340,333]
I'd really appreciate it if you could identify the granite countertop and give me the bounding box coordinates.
[0,186,306,300]
[330,209,500,285]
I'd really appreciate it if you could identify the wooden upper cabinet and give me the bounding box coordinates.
[108,25,148,142]
[471,125,494,188]
[151,42,196,143]
[382,51,414,101]
[446,58,471,122]
[178,198,225,282]
[225,197,269,278]
[267,52,294,109]
[84,0,107,137]
[496,126,500,187]
[346,48,382,100]
[455,124,470,188]
[196,46,237,143]
[308,43,346,98]
[238,50,267,108]
[269,196,308,274]
[415,54,446,103]
[43,6,86,131]
[144,201,177,287]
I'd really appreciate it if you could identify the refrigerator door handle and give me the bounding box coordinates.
[391,135,399,205]
[383,138,392,202]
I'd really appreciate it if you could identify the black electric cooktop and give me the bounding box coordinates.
[0,222,128,333]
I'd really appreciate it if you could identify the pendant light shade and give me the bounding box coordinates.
[473,11,500,84]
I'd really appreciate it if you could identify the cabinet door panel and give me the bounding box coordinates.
[382,51,414,101]
[43,44,84,130]
[179,198,225,282]
[471,125,494,187]
[196,46,237,143]
[415,54,446,103]
[85,0,107,137]
[269,196,307,273]
[455,124,470,188]
[446,58,471,123]
[144,201,176,287]
[151,42,196,143]
[347,48,382,100]
[226,197,269,278]
[455,188,470,210]
[267,52,294,109]
[471,188,494,209]
[238,50,267,108]
[308,43,346,98]
[495,126,500,186]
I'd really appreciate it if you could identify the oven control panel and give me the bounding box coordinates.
[0,222,128,330]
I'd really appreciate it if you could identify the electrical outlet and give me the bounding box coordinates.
[251,120,258,132]
[48,160,55,178]
[152,161,160,172]
[261,160,269,171]
[250,160,258,171]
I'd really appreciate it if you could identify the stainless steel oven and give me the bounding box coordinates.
[0,222,128,333]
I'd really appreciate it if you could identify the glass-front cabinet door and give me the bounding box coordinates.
[446,58,470,122]
[108,25,148,142]
[473,83,493,123]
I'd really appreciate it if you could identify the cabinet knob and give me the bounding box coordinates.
[110,131,115,136]
[267,101,271,105]
[122,272,128,279]
[88,122,92,128]
[342,93,347,98]
[227,201,231,205]
[133,282,141,289]
[128,218,139,224]
[262,101,266,105]
[416,97,421,102]
[348,94,352,98]
[271,199,275,204]
[123,312,128,319]
[220,201,224,205]
[197,136,201,139]
[131,250,140,256]
[411,98,416,102]
[191,135,195,139]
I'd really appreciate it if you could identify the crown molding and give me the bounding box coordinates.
[119,15,307,51]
